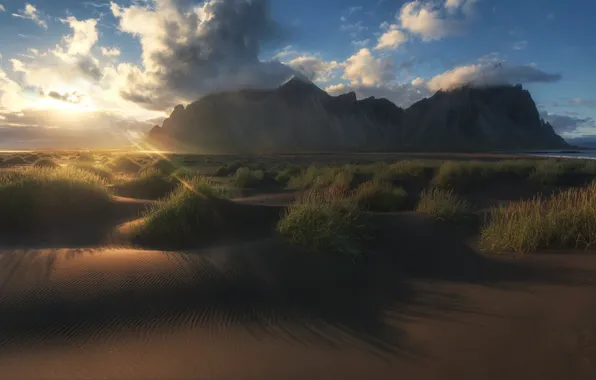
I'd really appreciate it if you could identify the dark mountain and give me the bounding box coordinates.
[148,77,568,152]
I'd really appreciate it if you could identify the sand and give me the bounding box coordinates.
[1,211,596,379]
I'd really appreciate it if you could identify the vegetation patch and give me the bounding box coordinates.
[108,155,142,173]
[1,156,28,167]
[0,167,111,231]
[130,177,234,248]
[416,187,471,222]
[70,162,113,181]
[232,167,266,188]
[352,180,409,212]
[147,158,179,175]
[277,187,367,258]
[112,169,178,200]
[33,158,60,169]
[480,182,596,253]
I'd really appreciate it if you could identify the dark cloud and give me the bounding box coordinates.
[539,111,594,133]
[77,56,103,81]
[41,90,86,104]
[115,0,296,110]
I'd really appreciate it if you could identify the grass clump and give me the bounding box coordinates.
[148,158,178,175]
[416,187,470,221]
[480,182,596,253]
[1,156,28,167]
[232,167,265,188]
[108,155,141,173]
[33,158,60,169]
[277,188,366,258]
[130,177,233,247]
[70,162,113,181]
[287,165,355,190]
[112,168,178,200]
[352,180,408,212]
[0,167,111,231]
[213,163,240,177]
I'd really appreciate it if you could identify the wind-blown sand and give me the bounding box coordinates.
[2,208,596,380]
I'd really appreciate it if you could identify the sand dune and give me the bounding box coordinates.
[1,219,596,379]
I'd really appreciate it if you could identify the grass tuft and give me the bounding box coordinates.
[480,182,596,253]
[33,158,60,168]
[112,168,178,200]
[109,155,141,173]
[232,167,265,188]
[277,187,367,258]
[130,176,233,247]
[0,166,111,231]
[416,187,470,221]
[352,180,408,212]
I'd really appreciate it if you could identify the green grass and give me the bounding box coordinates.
[416,187,471,221]
[147,158,178,175]
[287,165,356,190]
[232,167,265,188]
[75,152,95,162]
[480,182,596,253]
[112,168,178,200]
[373,160,438,181]
[33,158,60,168]
[277,188,367,258]
[130,177,233,247]
[0,167,111,231]
[1,156,28,167]
[352,180,408,212]
[108,155,141,173]
[69,162,113,181]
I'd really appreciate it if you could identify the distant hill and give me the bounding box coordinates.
[148,77,568,153]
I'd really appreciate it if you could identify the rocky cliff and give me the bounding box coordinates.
[148,77,568,152]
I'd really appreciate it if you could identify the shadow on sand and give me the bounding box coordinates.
[0,211,595,360]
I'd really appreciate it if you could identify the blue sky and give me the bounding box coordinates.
[0,0,595,144]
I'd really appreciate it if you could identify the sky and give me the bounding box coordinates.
[0,0,595,147]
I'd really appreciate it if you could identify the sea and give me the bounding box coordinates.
[519,150,596,160]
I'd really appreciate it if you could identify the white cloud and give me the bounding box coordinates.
[286,55,342,83]
[411,77,425,86]
[398,0,476,40]
[427,62,561,92]
[352,39,370,48]
[100,47,121,57]
[61,17,99,56]
[375,24,408,50]
[0,4,5,12]
[12,3,47,29]
[343,48,395,86]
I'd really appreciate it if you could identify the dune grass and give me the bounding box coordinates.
[232,167,265,188]
[112,168,178,200]
[0,166,111,230]
[416,187,470,221]
[1,155,28,167]
[277,187,367,258]
[108,155,141,173]
[480,182,596,253]
[70,162,113,181]
[130,176,233,247]
[287,165,356,190]
[147,158,178,175]
[33,158,60,168]
[352,180,408,212]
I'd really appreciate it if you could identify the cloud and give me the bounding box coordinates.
[0,4,5,12]
[375,24,408,50]
[427,62,562,91]
[325,82,430,108]
[100,46,121,57]
[571,98,596,108]
[539,111,594,134]
[513,40,528,50]
[398,0,476,40]
[340,21,368,36]
[110,0,296,111]
[39,89,86,104]
[343,48,395,86]
[60,17,99,55]
[411,77,425,86]
[352,39,370,48]
[12,3,47,29]
[286,55,342,83]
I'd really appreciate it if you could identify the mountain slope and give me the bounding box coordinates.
[148,78,567,152]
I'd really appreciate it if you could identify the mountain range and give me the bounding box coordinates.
[148,77,568,152]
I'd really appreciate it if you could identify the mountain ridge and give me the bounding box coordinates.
[148,78,568,153]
